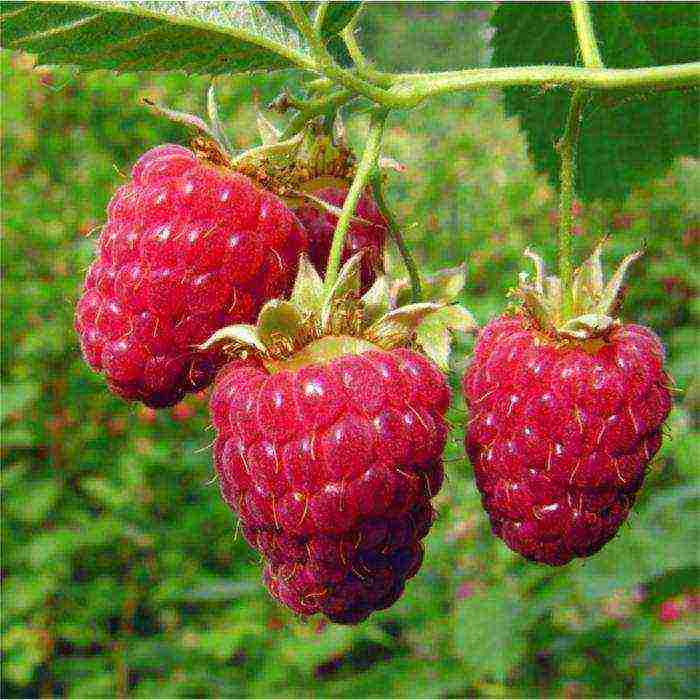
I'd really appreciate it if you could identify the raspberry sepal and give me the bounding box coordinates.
[514,241,644,341]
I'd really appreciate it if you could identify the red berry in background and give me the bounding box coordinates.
[658,599,682,624]
[75,144,307,408]
[462,314,671,566]
[211,348,449,624]
[293,186,388,292]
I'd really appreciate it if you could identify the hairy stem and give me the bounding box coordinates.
[323,108,389,297]
[341,25,394,88]
[280,89,355,139]
[555,0,600,317]
[371,174,422,302]
[557,90,587,317]
[385,63,700,106]
[285,2,398,106]
[570,0,604,68]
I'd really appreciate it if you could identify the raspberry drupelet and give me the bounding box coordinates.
[75,145,307,408]
[462,247,672,565]
[211,348,450,623]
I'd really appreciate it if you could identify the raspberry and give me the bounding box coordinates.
[211,347,449,623]
[75,145,307,407]
[462,314,671,566]
[293,186,387,292]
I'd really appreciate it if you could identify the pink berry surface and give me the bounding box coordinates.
[462,314,672,565]
[75,145,307,407]
[210,348,450,623]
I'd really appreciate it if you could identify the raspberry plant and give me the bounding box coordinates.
[1,0,698,656]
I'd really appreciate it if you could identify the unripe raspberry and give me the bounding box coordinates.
[211,347,449,623]
[463,314,671,565]
[75,145,307,407]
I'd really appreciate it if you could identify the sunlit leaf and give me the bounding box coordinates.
[0,1,313,74]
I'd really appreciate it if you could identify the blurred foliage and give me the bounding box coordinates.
[2,4,699,698]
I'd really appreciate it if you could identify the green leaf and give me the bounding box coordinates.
[415,314,452,371]
[361,274,392,323]
[317,1,361,39]
[436,304,478,333]
[453,591,533,682]
[365,302,443,348]
[415,304,477,370]
[0,1,312,75]
[395,264,467,307]
[491,3,700,201]
[290,254,324,313]
[321,251,363,328]
[257,299,304,347]
[197,323,265,352]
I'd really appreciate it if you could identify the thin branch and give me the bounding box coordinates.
[285,1,398,106]
[557,91,587,316]
[570,0,604,68]
[322,107,389,297]
[341,25,393,88]
[371,173,422,302]
[385,63,700,106]
[280,89,355,139]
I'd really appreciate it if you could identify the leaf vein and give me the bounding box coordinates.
[7,10,104,48]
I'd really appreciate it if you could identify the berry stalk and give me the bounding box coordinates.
[371,173,423,303]
[556,0,601,318]
[322,107,389,298]
[556,89,587,318]
[570,0,604,69]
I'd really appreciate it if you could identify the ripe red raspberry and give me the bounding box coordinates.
[75,144,307,407]
[211,348,450,623]
[293,186,387,292]
[462,314,671,566]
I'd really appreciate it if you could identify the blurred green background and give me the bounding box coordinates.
[2,5,699,698]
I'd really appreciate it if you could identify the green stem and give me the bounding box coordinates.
[371,174,422,302]
[285,2,399,106]
[280,89,355,139]
[305,77,335,95]
[322,107,389,297]
[341,25,394,88]
[557,90,587,317]
[570,0,604,68]
[313,0,329,31]
[385,62,700,106]
[555,0,600,317]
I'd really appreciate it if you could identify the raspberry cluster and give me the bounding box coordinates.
[75,145,307,407]
[463,315,672,565]
[211,349,449,623]
[293,186,388,293]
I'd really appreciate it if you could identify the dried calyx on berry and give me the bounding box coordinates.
[512,239,644,341]
[148,86,356,203]
[200,251,476,373]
